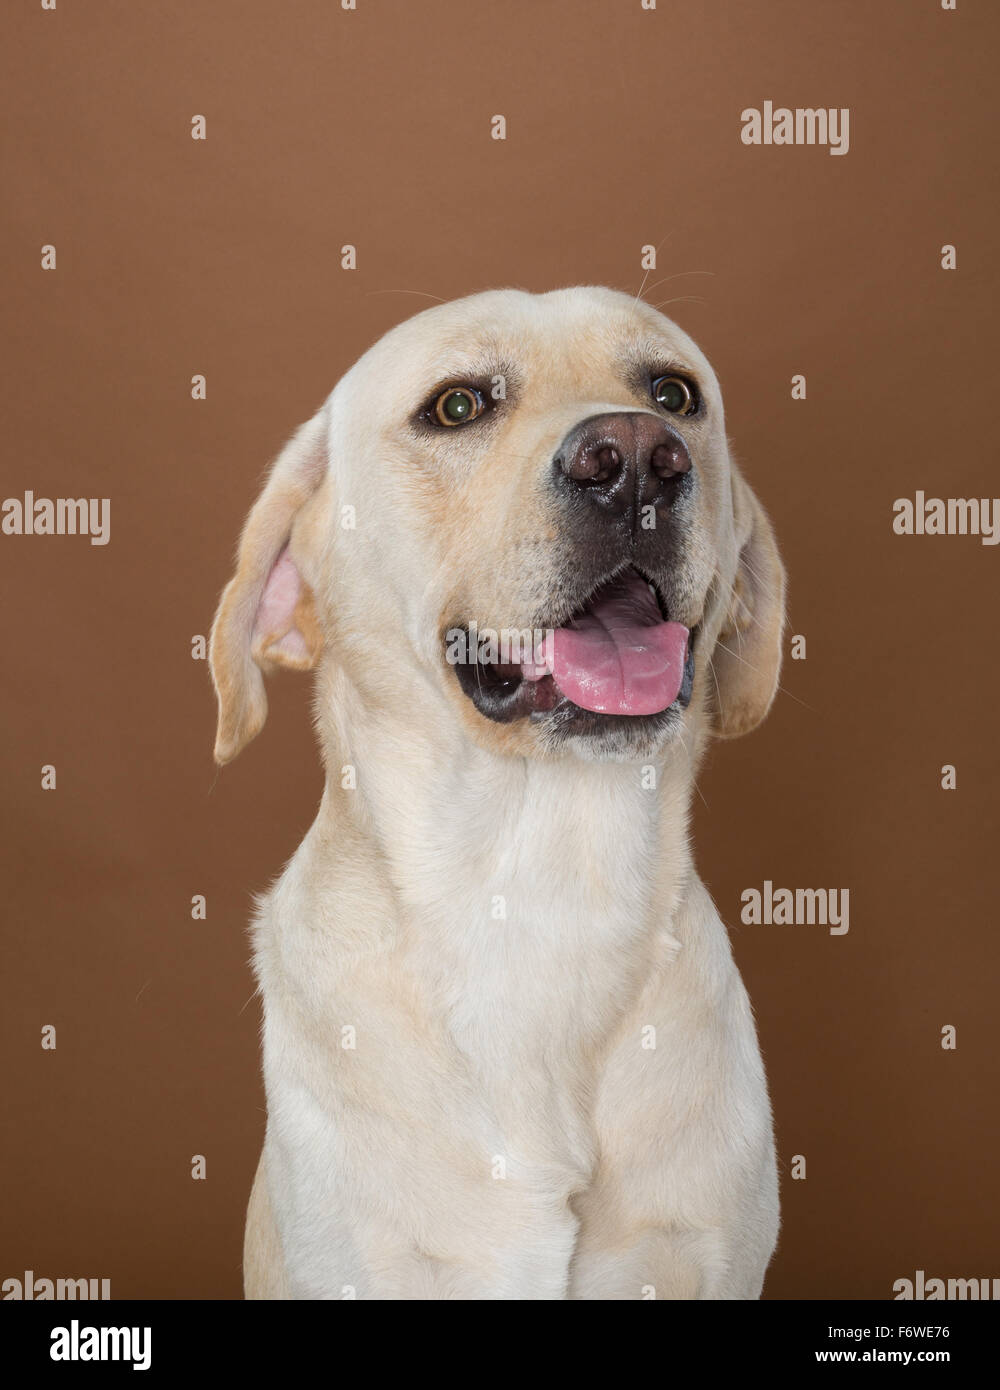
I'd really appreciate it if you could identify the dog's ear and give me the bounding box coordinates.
[708,468,786,739]
[209,409,328,764]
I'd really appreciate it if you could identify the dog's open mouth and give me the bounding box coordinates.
[452,567,696,726]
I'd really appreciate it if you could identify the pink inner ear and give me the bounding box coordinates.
[254,547,310,662]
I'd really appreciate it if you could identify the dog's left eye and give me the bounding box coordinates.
[433,386,485,427]
[652,375,697,415]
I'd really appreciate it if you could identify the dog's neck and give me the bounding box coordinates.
[315,668,699,945]
[307,668,706,1082]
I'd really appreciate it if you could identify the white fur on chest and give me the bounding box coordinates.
[400,760,684,1062]
[250,736,774,1299]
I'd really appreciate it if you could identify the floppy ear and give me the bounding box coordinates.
[209,409,328,764]
[708,469,786,739]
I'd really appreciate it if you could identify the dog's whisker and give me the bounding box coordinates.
[238,988,261,1018]
[364,287,447,301]
[631,236,675,306]
[738,554,780,600]
[651,294,708,312]
[714,640,815,713]
[706,651,725,726]
[638,270,716,303]
[676,727,710,811]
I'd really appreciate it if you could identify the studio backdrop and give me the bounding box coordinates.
[2,0,996,1299]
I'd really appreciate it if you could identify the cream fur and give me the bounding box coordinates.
[211,288,786,1300]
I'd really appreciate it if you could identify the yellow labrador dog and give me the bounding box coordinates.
[210,287,785,1300]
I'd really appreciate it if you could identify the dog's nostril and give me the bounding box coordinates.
[562,444,622,483]
[591,445,620,482]
[650,441,691,479]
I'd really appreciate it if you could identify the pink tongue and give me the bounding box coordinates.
[549,571,689,716]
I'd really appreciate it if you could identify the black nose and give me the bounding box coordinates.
[553,412,692,523]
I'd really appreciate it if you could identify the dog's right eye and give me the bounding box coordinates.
[432,386,485,427]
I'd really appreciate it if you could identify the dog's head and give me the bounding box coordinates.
[210,287,785,766]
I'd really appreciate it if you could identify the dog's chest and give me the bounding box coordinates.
[396,776,677,1157]
[260,765,690,1233]
[412,860,642,1051]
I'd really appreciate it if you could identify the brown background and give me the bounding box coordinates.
[2,0,997,1300]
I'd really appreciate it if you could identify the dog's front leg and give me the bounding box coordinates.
[259,1102,583,1300]
[351,1207,581,1302]
[296,1186,581,1301]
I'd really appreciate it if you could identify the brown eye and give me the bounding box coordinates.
[652,375,696,415]
[434,386,484,427]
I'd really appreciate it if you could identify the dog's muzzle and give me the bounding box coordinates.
[451,411,698,732]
